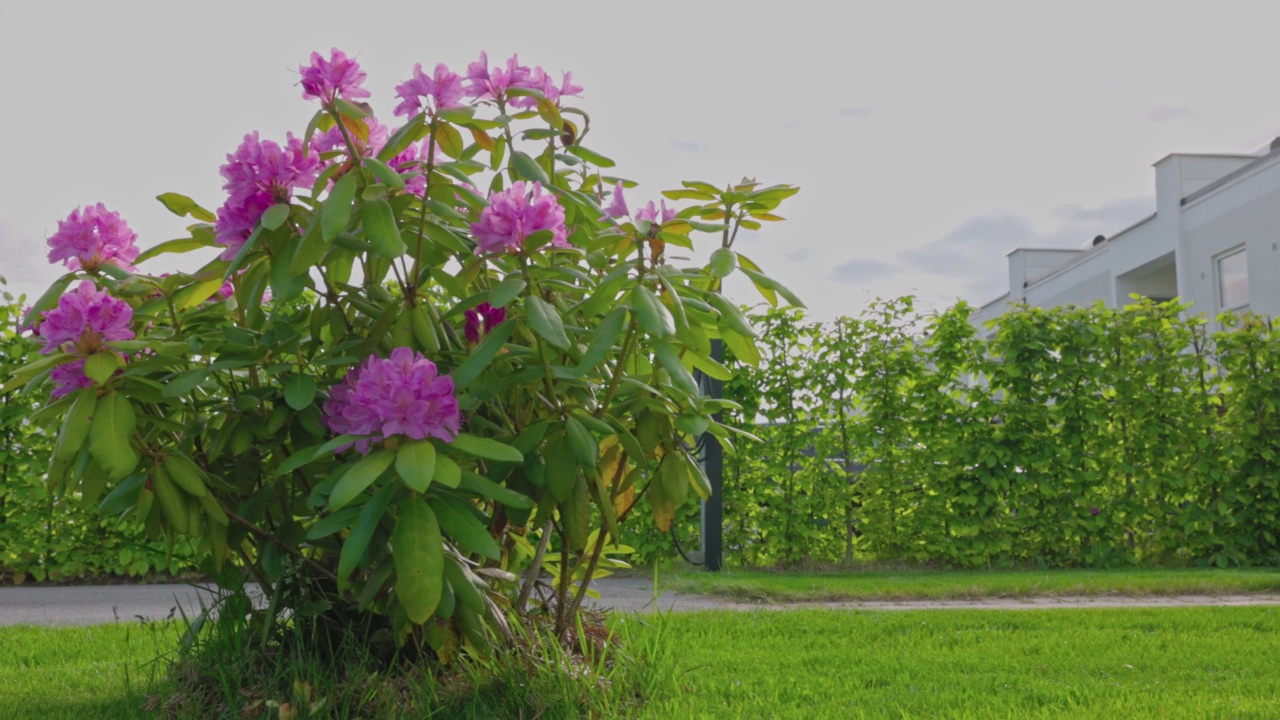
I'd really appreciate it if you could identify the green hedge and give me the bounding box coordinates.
[0,280,192,582]
[622,298,1280,569]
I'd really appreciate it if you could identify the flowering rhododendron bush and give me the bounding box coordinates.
[6,49,799,648]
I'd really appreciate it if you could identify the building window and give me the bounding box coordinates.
[1216,247,1249,310]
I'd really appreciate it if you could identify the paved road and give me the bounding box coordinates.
[3,578,1280,626]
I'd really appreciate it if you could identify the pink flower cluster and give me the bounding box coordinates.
[46,204,139,272]
[299,48,370,105]
[464,302,506,344]
[462,52,581,107]
[470,181,568,255]
[604,182,677,224]
[37,281,134,397]
[394,63,464,117]
[323,348,460,452]
[214,132,318,259]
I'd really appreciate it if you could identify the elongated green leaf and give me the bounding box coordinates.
[435,123,465,159]
[135,236,214,264]
[524,295,571,349]
[431,496,500,560]
[329,448,396,511]
[393,497,444,624]
[630,286,674,339]
[396,439,437,493]
[23,274,75,328]
[707,293,756,337]
[306,505,362,540]
[89,391,139,480]
[510,151,550,184]
[545,435,577,503]
[565,145,615,168]
[83,352,120,385]
[487,276,526,309]
[653,341,699,396]
[576,306,628,375]
[174,276,227,310]
[338,482,396,591]
[450,434,524,462]
[564,416,598,468]
[738,266,806,308]
[334,98,371,119]
[162,368,209,398]
[156,192,217,222]
[433,454,461,488]
[284,374,317,410]
[322,174,358,242]
[362,157,406,190]
[56,390,97,461]
[459,471,534,509]
[452,319,514,389]
[361,197,407,258]
[260,203,290,231]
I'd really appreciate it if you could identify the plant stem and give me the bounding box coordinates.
[516,514,554,613]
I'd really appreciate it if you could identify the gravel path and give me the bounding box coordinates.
[3,578,1279,626]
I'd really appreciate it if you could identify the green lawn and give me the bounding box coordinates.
[664,566,1280,602]
[0,622,176,720]
[6,605,1280,718]
[637,606,1280,719]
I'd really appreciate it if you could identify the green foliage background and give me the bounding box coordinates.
[625,298,1280,569]
[0,281,190,582]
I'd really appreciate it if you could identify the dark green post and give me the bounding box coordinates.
[699,339,724,571]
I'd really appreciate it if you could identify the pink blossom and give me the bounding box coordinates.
[394,63,465,117]
[464,302,507,344]
[46,204,139,272]
[215,132,318,259]
[299,48,371,104]
[37,281,134,356]
[214,191,275,260]
[323,348,460,452]
[470,181,568,255]
[635,199,677,224]
[510,66,583,110]
[50,359,91,398]
[603,181,629,219]
[463,52,534,102]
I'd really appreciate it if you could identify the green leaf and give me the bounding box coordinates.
[135,236,213,264]
[162,368,210,398]
[89,391,139,480]
[662,188,715,201]
[566,145,616,168]
[564,416,598,468]
[362,157,406,190]
[576,306,628,375]
[630,286,675,338]
[174,276,227,310]
[396,439,437,493]
[450,434,524,462]
[430,496,500,560]
[707,293,757,337]
[83,352,121,385]
[452,319,514,389]
[433,454,462,488]
[306,505,362,540]
[709,247,737,278]
[156,192,216,222]
[738,265,806,308]
[329,448,396,511]
[654,341,699,396]
[334,98,372,119]
[459,471,534,509]
[322,174,359,242]
[487,276,527,309]
[361,197,407,258]
[393,497,444,624]
[510,151,550,184]
[435,123,465,159]
[284,374,317,410]
[545,435,578,503]
[260,203,291,231]
[524,295,571,349]
[55,389,97,461]
[98,472,145,517]
[23,274,75,327]
[338,482,396,591]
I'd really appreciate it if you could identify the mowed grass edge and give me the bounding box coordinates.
[664,566,1280,603]
[5,605,1280,719]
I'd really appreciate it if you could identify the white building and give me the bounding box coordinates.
[972,140,1280,330]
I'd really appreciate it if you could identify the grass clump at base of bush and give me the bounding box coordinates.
[664,566,1280,603]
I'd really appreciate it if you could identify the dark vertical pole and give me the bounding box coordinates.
[700,339,724,571]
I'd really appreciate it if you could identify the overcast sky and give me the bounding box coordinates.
[4,1,1280,322]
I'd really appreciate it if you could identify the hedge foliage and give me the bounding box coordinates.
[623,297,1280,569]
[0,280,192,582]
